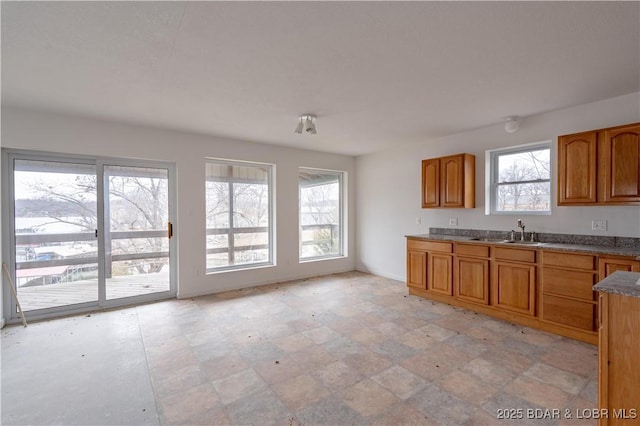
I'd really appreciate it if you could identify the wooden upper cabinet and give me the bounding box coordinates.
[421,153,475,208]
[600,123,640,203]
[422,158,440,208]
[558,131,597,204]
[558,122,640,205]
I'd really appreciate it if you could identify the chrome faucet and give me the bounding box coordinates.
[517,219,526,241]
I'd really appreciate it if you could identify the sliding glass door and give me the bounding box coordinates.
[104,165,171,300]
[12,159,99,311]
[3,151,176,321]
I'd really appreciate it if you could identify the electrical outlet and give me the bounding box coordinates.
[592,220,607,231]
[449,217,458,226]
[416,217,421,225]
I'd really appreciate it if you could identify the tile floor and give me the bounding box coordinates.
[1,271,599,425]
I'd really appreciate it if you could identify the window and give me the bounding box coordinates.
[205,159,273,271]
[299,168,344,260]
[488,142,551,214]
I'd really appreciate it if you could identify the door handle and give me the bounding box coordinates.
[167,222,173,239]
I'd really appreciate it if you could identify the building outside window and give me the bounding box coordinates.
[205,159,273,271]
[488,142,551,214]
[299,168,344,260]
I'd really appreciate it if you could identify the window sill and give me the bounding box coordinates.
[206,263,275,275]
[299,255,346,264]
[488,210,552,216]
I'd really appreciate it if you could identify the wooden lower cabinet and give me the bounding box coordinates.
[428,253,453,296]
[542,294,596,331]
[454,256,489,305]
[407,250,427,290]
[405,238,638,345]
[599,257,640,280]
[541,251,598,332]
[491,261,536,316]
[598,292,640,425]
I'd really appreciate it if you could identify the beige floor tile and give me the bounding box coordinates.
[272,374,331,412]
[541,343,598,377]
[371,402,440,426]
[273,332,315,352]
[302,326,342,344]
[339,379,400,417]
[481,346,535,375]
[342,348,393,376]
[437,369,499,405]
[371,365,427,399]
[253,356,304,385]
[418,323,456,341]
[160,383,227,426]
[348,327,387,344]
[200,352,249,381]
[393,329,438,349]
[460,357,516,386]
[152,364,206,398]
[524,362,588,395]
[312,360,366,391]
[211,369,267,404]
[504,375,574,408]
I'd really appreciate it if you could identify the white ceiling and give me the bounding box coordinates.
[2,1,639,156]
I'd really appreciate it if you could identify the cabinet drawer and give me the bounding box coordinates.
[542,251,596,270]
[542,268,596,301]
[542,294,596,331]
[494,247,536,263]
[407,239,453,253]
[455,243,490,258]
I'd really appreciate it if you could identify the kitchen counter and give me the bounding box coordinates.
[405,233,640,260]
[593,270,640,298]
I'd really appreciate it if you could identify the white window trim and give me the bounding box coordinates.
[485,141,552,216]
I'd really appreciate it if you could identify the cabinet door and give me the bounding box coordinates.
[422,158,440,208]
[407,250,427,290]
[440,155,464,207]
[558,132,597,204]
[491,261,536,316]
[428,253,452,296]
[601,124,640,203]
[599,257,640,281]
[455,256,489,305]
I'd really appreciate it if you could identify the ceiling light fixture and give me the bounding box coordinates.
[295,114,317,135]
[504,116,520,133]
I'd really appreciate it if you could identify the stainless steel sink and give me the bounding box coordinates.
[503,240,544,245]
[468,238,543,246]
[468,238,507,242]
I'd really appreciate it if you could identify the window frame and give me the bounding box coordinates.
[298,167,345,262]
[205,158,275,273]
[486,141,552,215]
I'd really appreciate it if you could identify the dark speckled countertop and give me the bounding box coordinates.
[594,271,640,298]
[406,232,640,260]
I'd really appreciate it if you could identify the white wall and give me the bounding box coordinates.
[356,92,640,281]
[1,107,356,302]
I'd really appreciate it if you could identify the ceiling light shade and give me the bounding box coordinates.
[504,116,520,133]
[295,114,317,135]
